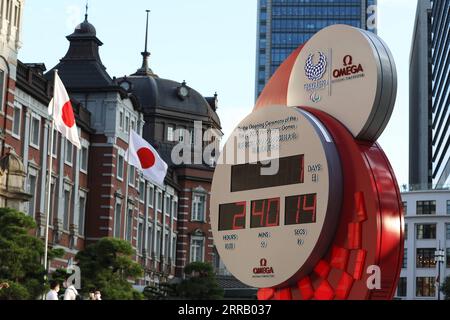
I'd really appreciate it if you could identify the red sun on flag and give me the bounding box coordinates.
[137,147,156,169]
[62,101,75,128]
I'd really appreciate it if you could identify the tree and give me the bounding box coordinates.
[0,208,63,300]
[176,262,224,300]
[442,276,450,300]
[75,238,144,300]
[143,282,178,300]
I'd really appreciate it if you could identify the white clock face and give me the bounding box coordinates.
[120,81,130,91]
[210,106,342,288]
[179,86,189,98]
[287,24,397,141]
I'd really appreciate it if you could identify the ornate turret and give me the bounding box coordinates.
[0,151,31,212]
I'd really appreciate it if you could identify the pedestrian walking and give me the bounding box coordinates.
[46,281,60,300]
[63,279,79,300]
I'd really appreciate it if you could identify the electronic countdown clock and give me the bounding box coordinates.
[210,25,404,300]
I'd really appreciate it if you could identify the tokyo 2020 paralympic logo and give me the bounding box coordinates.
[304,52,327,81]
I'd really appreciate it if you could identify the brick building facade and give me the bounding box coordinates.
[0,5,222,286]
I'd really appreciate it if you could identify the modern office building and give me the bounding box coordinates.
[255,0,377,98]
[396,189,450,300]
[409,0,450,188]
[430,0,450,187]
[409,0,432,189]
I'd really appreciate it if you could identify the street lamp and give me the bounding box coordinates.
[434,244,446,301]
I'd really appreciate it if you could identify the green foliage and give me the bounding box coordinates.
[0,281,30,300]
[177,262,224,300]
[50,268,69,285]
[143,282,178,300]
[0,208,48,300]
[75,238,144,300]
[442,276,450,300]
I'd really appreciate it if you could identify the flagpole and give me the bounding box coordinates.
[43,70,57,276]
[123,130,131,240]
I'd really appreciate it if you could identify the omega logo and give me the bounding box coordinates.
[253,258,274,275]
[343,55,353,66]
[333,55,364,79]
[260,258,267,267]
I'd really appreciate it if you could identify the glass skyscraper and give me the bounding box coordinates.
[409,0,450,188]
[255,0,377,98]
[430,0,450,186]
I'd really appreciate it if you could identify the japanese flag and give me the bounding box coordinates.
[127,130,168,185]
[48,71,81,149]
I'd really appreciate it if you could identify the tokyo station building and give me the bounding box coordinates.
[0,4,222,285]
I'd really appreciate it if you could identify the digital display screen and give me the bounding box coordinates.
[250,198,280,229]
[231,155,304,192]
[218,202,246,231]
[285,194,317,225]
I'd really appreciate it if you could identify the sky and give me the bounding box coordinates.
[20,0,418,186]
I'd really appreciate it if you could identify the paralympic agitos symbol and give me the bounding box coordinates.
[211,25,403,300]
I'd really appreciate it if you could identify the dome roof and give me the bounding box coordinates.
[122,75,221,126]
[70,15,96,37]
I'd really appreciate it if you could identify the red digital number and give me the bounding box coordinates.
[232,202,246,230]
[266,198,280,227]
[295,194,317,224]
[251,198,280,228]
[252,200,265,227]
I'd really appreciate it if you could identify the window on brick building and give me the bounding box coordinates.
[156,229,161,260]
[114,203,122,238]
[27,174,37,218]
[52,129,59,158]
[63,189,71,231]
[78,194,86,236]
[65,140,73,165]
[126,208,133,242]
[30,115,40,148]
[128,165,135,186]
[190,237,204,263]
[172,198,178,219]
[165,195,171,216]
[80,146,88,173]
[117,153,124,180]
[119,110,124,130]
[138,222,144,255]
[156,190,162,212]
[147,225,153,255]
[139,181,145,203]
[192,194,206,222]
[148,185,154,208]
[172,235,177,263]
[164,230,169,259]
[12,103,21,138]
[125,114,130,133]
